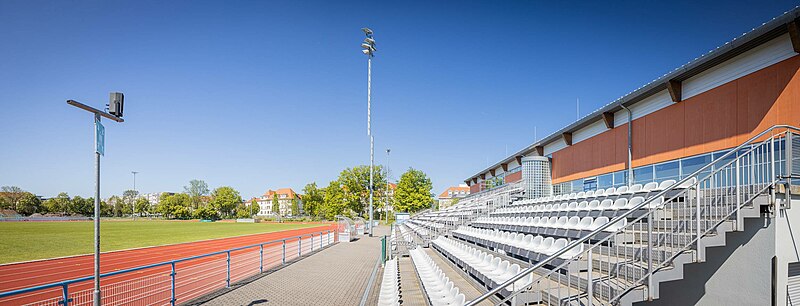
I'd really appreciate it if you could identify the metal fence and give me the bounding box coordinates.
[0,230,336,306]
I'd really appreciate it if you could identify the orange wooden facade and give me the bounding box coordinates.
[552,55,800,184]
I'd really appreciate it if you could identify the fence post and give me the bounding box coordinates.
[298,237,302,257]
[282,240,286,265]
[60,284,71,306]
[787,131,793,209]
[320,231,324,248]
[587,250,593,306]
[311,234,314,252]
[170,262,176,306]
[226,251,231,288]
[259,244,264,273]
[736,158,743,230]
[647,212,653,300]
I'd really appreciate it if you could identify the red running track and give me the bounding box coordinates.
[0,224,338,306]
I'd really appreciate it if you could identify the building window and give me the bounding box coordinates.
[654,161,679,181]
[598,174,613,189]
[633,165,653,184]
[613,171,627,187]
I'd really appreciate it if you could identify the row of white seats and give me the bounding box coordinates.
[378,259,401,306]
[409,247,466,306]
[398,225,414,243]
[512,178,694,207]
[474,215,627,233]
[432,237,532,291]
[494,196,664,215]
[454,226,584,260]
[405,222,430,237]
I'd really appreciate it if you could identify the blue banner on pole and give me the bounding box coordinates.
[95,119,105,156]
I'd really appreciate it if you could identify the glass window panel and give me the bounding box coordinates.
[598,174,614,189]
[681,154,711,178]
[613,171,627,187]
[633,166,653,184]
[654,161,680,181]
[583,178,597,191]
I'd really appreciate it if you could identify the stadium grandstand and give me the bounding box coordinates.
[391,6,800,306]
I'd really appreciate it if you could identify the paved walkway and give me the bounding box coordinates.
[201,227,388,306]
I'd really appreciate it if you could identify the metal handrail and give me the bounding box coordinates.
[0,229,335,304]
[464,124,800,305]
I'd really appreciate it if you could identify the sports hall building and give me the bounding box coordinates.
[464,9,800,199]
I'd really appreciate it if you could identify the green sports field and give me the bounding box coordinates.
[0,220,324,264]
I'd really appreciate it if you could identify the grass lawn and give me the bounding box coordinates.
[0,220,325,264]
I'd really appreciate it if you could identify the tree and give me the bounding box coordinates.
[16,192,41,216]
[302,183,323,218]
[157,193,192,219]
[42,192,71,215]
[134,197,151,216]
[337,165,386,217]
[271,194,280,216]
[393,168,433,213]
[184,179,209,208]
[193,205,219,220]
[1,186,25,211]
[210,186,242,218]
[234,200,257,219]
[290,198,299,216]
[99,199,113,217]
[321,180,347,220]
[70,195,93,216]
[451,197,460,206]
[122,190,139,214]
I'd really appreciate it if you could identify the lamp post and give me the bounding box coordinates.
[131,171,138,193]
[361,27,376,236]
[386,148,390,224]
[67,93,125,306]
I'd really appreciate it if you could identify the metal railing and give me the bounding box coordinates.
[0,229,336,306]
[465,125,799,306]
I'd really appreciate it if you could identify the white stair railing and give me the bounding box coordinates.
[466,125,799,306]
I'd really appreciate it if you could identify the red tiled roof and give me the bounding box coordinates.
[438,186,470,199]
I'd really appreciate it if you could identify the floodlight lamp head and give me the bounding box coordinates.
[362,27,373,36]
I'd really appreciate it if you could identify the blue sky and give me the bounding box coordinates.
[0,0,797,199]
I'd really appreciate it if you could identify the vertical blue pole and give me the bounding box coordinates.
[298,237,302,257]
[170,262,176,306]
[320,232,323,248]
[60,284,70,306]
[282,240,286,265]
[259,245,264,273]
[226,251,231,288]
[311,234,314,252]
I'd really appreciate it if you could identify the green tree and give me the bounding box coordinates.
[42,192,72,215]
[70,195,93,216]
[193,205,219,220]
[99,199,113,217]
[234,200,257,218]
[302,183,323,218]
[321,181,347,220]
[393,168,433,213]
[210,186,242,218]
[17,192,42,216]
[271,194,280,216]
[0,186,25,211]
[337,165,386,217]
[451,197,460,206]
[122,190,139,214]
[184,179,209,208]
[290,198,299,216]
[134,197,151,216]
[157,193,192,219]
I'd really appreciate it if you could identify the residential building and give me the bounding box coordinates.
[437,185,470,209]
[256,188,301,216]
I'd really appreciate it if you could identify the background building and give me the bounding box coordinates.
[256,188,301,216]
[437,185,470,209]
